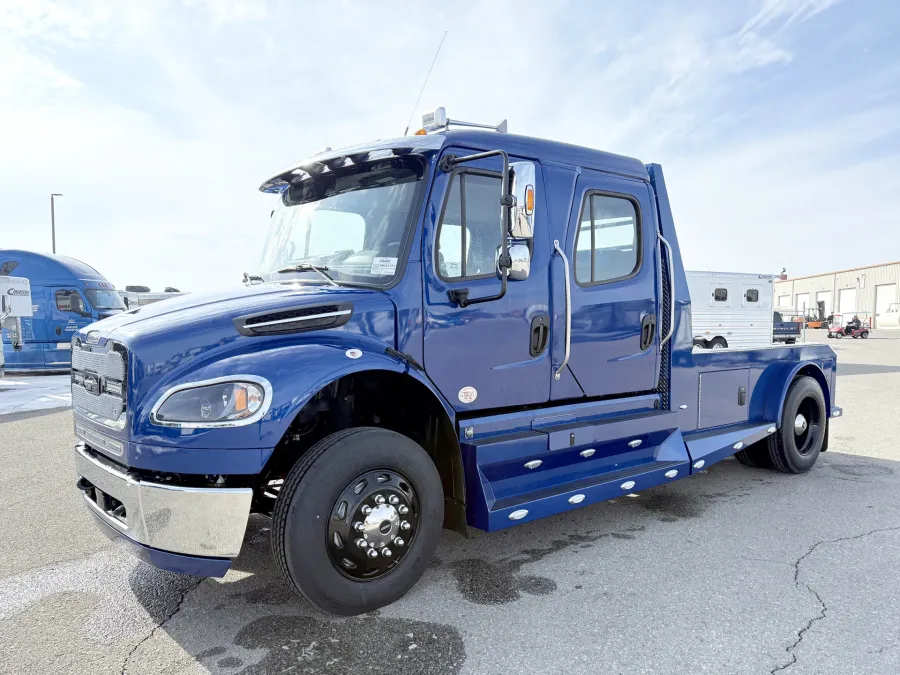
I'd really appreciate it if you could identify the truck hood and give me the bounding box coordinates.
[77,282,397,427]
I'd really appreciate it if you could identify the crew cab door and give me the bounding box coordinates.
[553,171,660,398]
[422,150,551,411]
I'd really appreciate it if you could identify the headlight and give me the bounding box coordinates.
[150,377,271,427]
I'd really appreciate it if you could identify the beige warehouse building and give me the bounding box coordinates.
[774,261,900,329]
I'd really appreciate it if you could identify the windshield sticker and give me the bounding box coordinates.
[370,257,398,275]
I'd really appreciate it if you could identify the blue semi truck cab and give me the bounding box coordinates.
[0,250,125,371]
[71,111,841,615]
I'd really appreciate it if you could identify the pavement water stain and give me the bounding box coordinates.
[448,527,644,605]
[829,462,894,477]
[225,615,465,675]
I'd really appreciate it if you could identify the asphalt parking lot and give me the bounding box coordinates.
[1,333,899,675]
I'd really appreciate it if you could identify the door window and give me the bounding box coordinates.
[56,289,87,315]
[436,172,503,280]
[575,194,640,285]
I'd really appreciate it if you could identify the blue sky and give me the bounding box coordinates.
[1,0,898,291]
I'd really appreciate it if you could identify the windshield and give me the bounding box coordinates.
[258,157,425,286]
[86,289,125,310]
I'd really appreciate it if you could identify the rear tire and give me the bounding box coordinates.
[272,427,444,615]
[710,337,728,350]
[734,442,771,468]
[766,376,826,474]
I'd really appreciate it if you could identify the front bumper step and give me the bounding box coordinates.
[74,443,252,558]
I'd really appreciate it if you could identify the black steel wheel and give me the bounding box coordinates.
[327,469,419,581]
[766,376,826,474]
[272,427,443,615]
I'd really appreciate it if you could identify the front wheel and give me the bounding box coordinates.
[861,331,869,339]
[272,427,444,615]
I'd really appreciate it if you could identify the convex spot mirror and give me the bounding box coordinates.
[496,242,531,281]
[509,161,535,240]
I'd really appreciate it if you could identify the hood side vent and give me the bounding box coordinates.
[234,302,353,336]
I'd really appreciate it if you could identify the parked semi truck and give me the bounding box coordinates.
[71,109,841,615]
[0,250,124,371]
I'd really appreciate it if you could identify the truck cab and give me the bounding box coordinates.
[0,250,125,371]
[71,110,841,616]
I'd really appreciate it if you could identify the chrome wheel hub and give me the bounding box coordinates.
[327,469,418,580]
[794,413,808,435]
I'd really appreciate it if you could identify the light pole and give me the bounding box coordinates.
[50,193,63,254]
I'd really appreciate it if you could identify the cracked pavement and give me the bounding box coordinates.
[1,333,899,674]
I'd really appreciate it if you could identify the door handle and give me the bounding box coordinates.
[640,314,656,351]
[530,315,550,357]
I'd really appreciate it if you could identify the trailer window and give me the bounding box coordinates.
[575,194,640,285]
[56,290,86,315]
[436,172,503,280]
[745,289,759,303]
[713,288,728,302]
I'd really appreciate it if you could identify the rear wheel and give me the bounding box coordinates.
[766,376,826,474]
[734,442,771,468]
[709,337,728,350]
[272,427,444,615]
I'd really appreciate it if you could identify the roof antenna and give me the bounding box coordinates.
[403,30,447,136]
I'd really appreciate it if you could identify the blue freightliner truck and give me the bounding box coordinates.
[0,250,125,371]
[72,109,842,615]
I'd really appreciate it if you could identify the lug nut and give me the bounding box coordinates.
[398,505,409,514]
[400,521,411,530]
[353,521,364,532]
[367,548,379,558]
[355,538,368,549]
[374,494,386,504]
[382,548,392,557]
[361,505,372,515]
[393,537,405,547]
[389,495,400,505]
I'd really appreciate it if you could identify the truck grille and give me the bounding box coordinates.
[71,338,128,428]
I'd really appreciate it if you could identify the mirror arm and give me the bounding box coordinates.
[441,149,512,307]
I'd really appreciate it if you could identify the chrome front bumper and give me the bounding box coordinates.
[74,443,252,558]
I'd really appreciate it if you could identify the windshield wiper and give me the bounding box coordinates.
[276,263,338,286]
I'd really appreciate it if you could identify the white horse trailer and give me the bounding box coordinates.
[1,276,33,376]
[687,271,777,350]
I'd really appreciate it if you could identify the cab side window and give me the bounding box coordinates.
[56,290,86,315]
[575,194,640,285]
[436,172,502,280]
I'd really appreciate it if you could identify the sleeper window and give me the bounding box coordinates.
[437,173,502,280]
[575,194,640,285]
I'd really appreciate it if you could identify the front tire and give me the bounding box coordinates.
[272,427,444,615]
[766,376,826,474]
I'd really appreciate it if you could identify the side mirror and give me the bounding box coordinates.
[497,242,530,281]
[509,162,535,239]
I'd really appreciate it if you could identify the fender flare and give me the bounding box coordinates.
[762,361,831,428]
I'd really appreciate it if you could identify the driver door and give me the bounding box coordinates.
[422,150,551,411]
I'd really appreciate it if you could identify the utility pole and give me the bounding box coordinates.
[50,193,63,254]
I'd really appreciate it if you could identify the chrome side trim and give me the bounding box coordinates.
[74,444,252,558]
[248,309,351,329]
[657,233,675,346]
[149,374,273,429]
[553,239,571,381]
